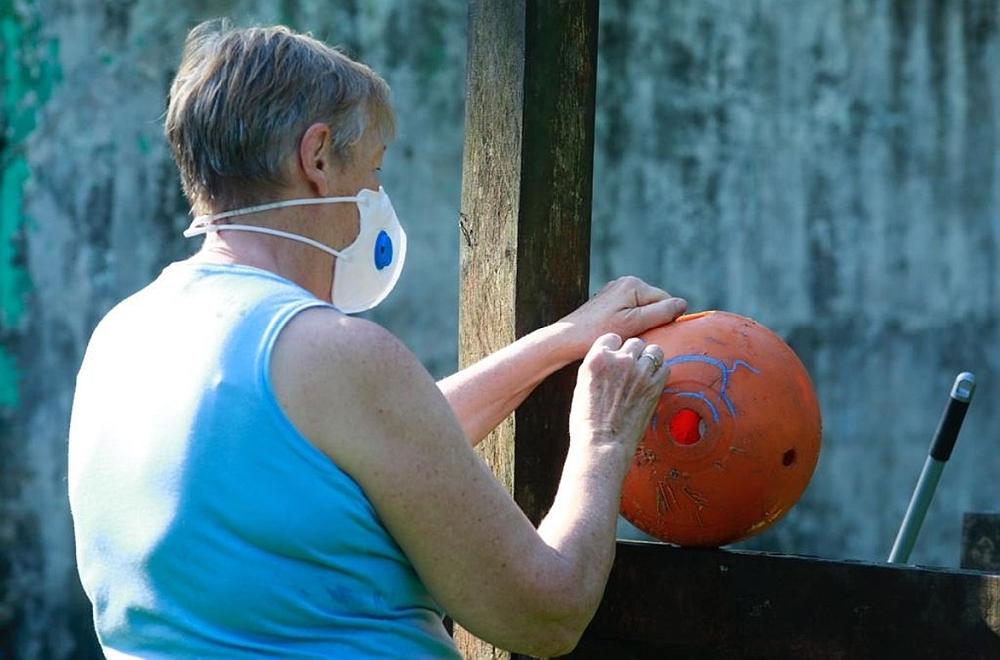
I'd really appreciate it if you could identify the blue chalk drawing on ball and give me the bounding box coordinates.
[655,355,760,427]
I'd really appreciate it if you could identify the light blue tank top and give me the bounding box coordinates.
[68,262,460,658]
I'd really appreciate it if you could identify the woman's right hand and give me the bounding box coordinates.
[569,333,670,459]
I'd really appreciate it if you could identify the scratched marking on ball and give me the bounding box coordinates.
[663,354,759,421]
[649,355,759,526]
[650,354,759,435]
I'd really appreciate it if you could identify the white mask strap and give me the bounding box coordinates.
[190,195,360,225]
[183,195,366,258]
[182,223,347,259]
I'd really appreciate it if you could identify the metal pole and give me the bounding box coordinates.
[888,372,975,564]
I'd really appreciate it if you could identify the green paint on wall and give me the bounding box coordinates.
[0,157,30,327]
[137,133,151,155]
[0,0,62,408]
[0,343,18,407]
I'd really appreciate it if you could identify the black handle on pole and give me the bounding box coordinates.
[928,372,975,462]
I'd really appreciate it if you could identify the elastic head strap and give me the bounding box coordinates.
[181,223,348,260]
[182,195,362,259]
[191,195,360,225]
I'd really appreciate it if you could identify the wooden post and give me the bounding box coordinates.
[456,0,598,656]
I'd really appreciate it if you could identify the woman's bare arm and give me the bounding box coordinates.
[439,276,686,447]
[437,322,577,446]
[271,309,668,656]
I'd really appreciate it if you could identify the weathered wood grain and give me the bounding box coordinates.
[455,0,598,656]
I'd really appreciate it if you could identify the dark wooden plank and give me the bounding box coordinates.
[569,541,1000,659]
[963,512,1000,572]
[456,0,598,656]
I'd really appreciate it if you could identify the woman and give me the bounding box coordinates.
[68,21,686,658]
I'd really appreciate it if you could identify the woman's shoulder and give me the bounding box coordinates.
[276,306,410,369]
[269,306,429,425]
[268,304,443,483]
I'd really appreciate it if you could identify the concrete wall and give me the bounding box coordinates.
[1,0,997,656]
[0,1,465,656]
[594,0,1000,565]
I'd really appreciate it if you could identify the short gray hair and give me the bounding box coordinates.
[165,20,395,213]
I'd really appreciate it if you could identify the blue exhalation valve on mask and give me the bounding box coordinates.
[374,231,393,271]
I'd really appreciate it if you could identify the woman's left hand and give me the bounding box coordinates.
[558,276,688,361]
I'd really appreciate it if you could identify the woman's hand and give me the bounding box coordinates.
[558,276,687,360]
[568,333,669,454]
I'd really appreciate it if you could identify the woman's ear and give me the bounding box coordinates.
[298,122,333,196]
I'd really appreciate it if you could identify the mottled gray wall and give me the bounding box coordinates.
[1,1,465,656]
[595,0,1000,566]
[1,0,998,657]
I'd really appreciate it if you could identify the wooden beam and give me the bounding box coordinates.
[456,0,598,656]
[569,541,1000,658]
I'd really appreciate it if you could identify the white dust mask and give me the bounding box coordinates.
[183,186,407,314]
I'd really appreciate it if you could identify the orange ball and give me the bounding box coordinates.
[621,311,822,547]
